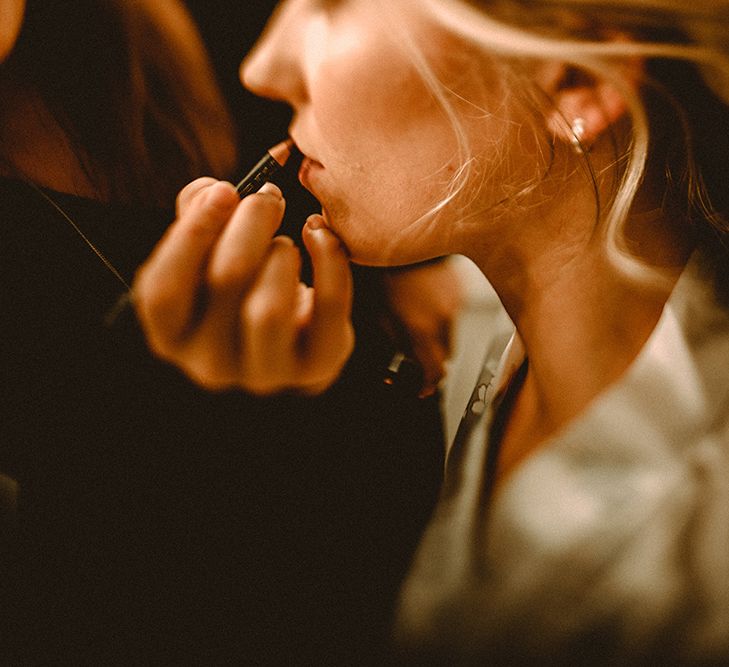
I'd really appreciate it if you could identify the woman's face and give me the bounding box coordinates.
[242,0,527,265]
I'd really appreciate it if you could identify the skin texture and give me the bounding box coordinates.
[135,179,356,394]
[242,0,520,267]
[0,0,460,396]
[238,0,693,480]
[134,169,461,394]
[135,0,690,447]
[134,0,464,396]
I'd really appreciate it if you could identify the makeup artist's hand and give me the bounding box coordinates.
[383,260,463,398]
[133,178,354,394]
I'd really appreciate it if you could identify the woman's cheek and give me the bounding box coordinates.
[316,37,433,135]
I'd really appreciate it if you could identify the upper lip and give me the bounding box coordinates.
[289,130,322,166]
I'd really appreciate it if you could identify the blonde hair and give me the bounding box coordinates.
[385,0,729,283]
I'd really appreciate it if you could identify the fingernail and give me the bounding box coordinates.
[274,235,295,246]
[258,182,283,199]
[306,214,324,230]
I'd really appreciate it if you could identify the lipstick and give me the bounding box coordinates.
[235,138,296,198]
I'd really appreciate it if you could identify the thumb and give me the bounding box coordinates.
[301,214,354,377]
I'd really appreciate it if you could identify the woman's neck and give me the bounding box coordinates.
[499,245,675,424]
[464,176,693,481]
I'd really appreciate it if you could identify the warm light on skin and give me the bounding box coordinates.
[243,0,696,478]
[240,1,687,292]
[242,0,533,267]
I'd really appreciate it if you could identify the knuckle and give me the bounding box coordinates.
[243,294,289,331]
[206,263,248,294]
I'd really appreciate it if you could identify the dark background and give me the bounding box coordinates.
[175,3,445,664]
[184,1,319,244]
[185,0,286,150]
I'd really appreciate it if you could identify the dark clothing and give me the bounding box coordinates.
[0,178,443,664]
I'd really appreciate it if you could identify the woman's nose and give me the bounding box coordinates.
[240,3,307,107]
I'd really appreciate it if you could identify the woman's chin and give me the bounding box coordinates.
[316,207,426,267]
[345,244,424,268]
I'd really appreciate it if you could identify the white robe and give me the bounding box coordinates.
[395,254,729,664]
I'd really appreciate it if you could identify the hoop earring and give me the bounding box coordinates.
[570,117,586,154]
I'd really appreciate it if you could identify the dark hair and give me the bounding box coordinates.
[1,0,236,206]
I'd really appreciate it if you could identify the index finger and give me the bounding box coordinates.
[134,181,239,339]
[206,183,287,294]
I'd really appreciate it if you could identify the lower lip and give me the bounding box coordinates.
[298,157,323,191]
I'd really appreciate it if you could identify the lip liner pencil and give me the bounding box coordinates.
[235,138,296,198]
[106,138,296,326]
[236,138,425,394]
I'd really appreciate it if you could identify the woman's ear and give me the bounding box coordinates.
[538,53,644,150]
[0,0,26,63]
